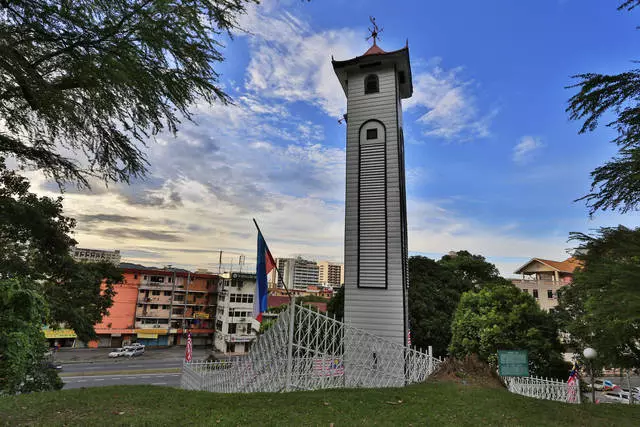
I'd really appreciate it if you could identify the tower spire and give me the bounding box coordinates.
[367,16,383,47]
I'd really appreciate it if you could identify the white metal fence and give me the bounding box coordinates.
[181,302,441,393]
[502,375,580,404]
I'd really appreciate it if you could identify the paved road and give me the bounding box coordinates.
[63,372,181,389]
[61,359,183,373]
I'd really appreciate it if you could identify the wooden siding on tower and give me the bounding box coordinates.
[343,65,407,345]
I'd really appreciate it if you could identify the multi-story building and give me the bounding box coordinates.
[317,261,344,287]
[95,266,218,347]
[71,247,121,265]
[273,257,319,290]
[214,272,258,355]
[512,257,582,311]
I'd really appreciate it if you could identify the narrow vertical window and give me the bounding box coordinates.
[364,74,379,94]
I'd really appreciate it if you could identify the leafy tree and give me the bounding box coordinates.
[45,260,121,342]
[0,0,256,186]
[0,159,76,279]
[450,282,569,378]
[408,256,462,357]
[0,278,62,395]
[408,252,504,357]
[438,250,500,286]
[554,226,640,370]
[326,286,344,321]
[567,0,640,214]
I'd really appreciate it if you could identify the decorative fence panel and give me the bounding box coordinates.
[502,375,580,404]
[181,302,441,393]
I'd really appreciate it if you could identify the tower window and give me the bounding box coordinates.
[364,74,379,94]
[366,128,378,140]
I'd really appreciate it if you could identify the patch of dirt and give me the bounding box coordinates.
[430,354,504,388]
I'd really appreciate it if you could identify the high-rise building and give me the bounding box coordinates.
[71,247,121,265]
[273,257,319,290]
[214,272,258,355]
[317,261,344,287]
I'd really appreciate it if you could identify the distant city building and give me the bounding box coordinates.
[273,257,319,290]
[512,257,582,311]
[317,261,344,287]
[71,247,121,265]
[214,272,258,355]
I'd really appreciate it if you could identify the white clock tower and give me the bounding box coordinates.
[332,26,413,347]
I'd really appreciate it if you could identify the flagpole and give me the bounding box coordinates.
[252,218,293,302]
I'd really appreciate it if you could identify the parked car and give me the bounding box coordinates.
[108,348,127,358]
[587,379,616,391]
[124,343,145,351]
[124,347,145,357]
[44,362,63,371]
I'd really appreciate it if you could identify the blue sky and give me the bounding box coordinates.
[34,0,640,276]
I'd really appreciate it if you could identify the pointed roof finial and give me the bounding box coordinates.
[367,16,383,47]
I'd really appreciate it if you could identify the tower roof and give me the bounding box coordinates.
[363,44,386,56]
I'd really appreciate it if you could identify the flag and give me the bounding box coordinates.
[254,229,276,322]
[185,332,193,362]
[567,361,579,403]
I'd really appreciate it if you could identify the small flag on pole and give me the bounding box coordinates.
[254,226,276,322]
[185,332,193,362]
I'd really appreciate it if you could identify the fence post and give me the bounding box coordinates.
[428,346,433,374]
[285,296,296,392]
[576,378,581,404]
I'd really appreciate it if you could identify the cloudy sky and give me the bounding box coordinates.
[32,0,640,276]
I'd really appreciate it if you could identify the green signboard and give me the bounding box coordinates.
[498,350,529,377]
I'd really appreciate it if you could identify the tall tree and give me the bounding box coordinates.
[450,282,568,379]
[567,0,640,214]
[0,0,255,186]
[0,277,63,395]
[408,252,504,357]
[554,226,640,370]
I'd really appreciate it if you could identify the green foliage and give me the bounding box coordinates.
[408,252,504,357]
[450,283,568,378]
[566,1,640,214]
[45,260,121,342]
[554,226,640,369]
[0,278,62,395]
[0,159,76,279]
[326,286,344,321]
[0,0,256,186]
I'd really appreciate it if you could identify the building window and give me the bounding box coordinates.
[164,291,171,296]
[152,290,160,296]
[523,289,528,293]
[162,305,169,310]
[150,304,158,309]
[228,323,237,334]
[366,128,378,140]
[532,289,539,299]
[547,290,554,299]
[134,274,138,279]
[364,74,379,94]
[137,304,143,308]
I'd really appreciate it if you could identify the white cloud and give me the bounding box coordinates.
[513,136,544,164]
[405,60,496,140]
[238,4,366,117]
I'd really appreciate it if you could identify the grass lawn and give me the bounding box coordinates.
[1,381,639,426]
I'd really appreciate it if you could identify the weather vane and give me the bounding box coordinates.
[367,16,383,46]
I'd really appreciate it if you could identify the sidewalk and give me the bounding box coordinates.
[54,347,210,363]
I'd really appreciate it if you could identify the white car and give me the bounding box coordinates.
[108,348,127,358]
[123,347,144,357]
[124,343,145,350]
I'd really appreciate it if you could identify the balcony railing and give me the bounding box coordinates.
[511,279,571,287]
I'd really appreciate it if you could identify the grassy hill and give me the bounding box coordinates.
[1,381,639,426]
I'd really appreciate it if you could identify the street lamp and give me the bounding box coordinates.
[583,347,597,403]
